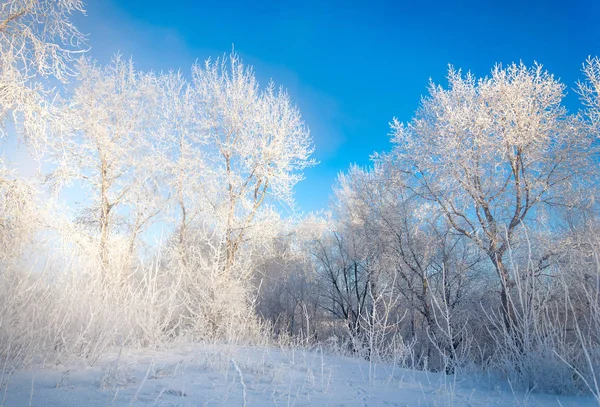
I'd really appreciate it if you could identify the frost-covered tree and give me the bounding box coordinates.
[386,63,596,333]
[339,164,477,331]
[0,0,86,146]
[0,1,86,265]
[156,71,208,256]
[189,52,315,275]
[0,162,39,262]
[321,164,480,366]
[55,56,162,274]
[111,54,316,339]
[579,56,600,136]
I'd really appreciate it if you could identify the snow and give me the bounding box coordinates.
[1,344,595,406]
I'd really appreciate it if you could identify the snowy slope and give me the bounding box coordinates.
[1,344,595,407]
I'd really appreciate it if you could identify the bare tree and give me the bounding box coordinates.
[254,224,319,340]
[312,228,373,340]
[385,62,597,334]
[330,164,480,367]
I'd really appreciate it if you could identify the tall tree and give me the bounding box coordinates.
[156,71,208,258]
[189,52,315,275]
[55,56,162,275]
[0,0,86,266]
[386,63,596,334]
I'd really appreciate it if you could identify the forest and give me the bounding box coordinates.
[1,1,600,404]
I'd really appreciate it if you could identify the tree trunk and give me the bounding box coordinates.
[99,159,110,273]
[491,254,519,339]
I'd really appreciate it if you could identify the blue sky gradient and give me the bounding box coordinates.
[74,0,600,213]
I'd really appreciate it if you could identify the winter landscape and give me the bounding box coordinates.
[1,0,600,406]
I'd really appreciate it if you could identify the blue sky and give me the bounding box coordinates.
[74,0,600,213]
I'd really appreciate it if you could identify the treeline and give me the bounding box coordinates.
[256,62,600,396]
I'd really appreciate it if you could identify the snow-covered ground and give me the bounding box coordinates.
[1,344,595,406]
